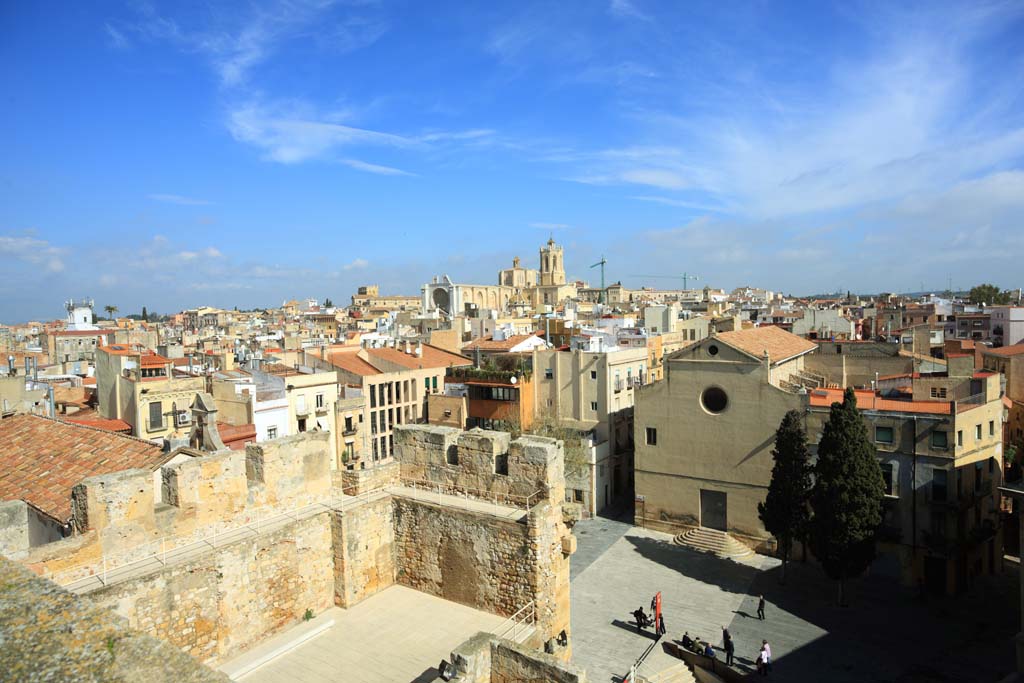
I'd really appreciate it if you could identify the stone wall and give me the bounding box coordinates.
[395,425,564,506]
[337,460,400,494]
[449,632,587,683]
[393,496,533,617]
[87,513,334,665]
[0,556,228,683]
[332,495,395,607]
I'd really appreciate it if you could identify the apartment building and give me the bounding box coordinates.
[981,344,1024,451]
[991,307,1024,347]
[259,363,340,466]
[96,345,205,442]
[309,341,471,465]
[531,346,649,514]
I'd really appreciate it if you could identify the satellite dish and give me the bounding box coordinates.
[510,376,518,384]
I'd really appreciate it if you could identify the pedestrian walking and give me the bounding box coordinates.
[757,645,769,677]
[757,594,766,620]
[657,613,666,636]
[724,634,735,666]
[763,640,772,674]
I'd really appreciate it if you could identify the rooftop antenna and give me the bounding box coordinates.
[590,256,607,304]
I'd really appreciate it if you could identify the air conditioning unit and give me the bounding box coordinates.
[176,411,191,426]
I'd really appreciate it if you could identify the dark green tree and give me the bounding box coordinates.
[324,298,334,308]
[968,284,1012,305]
[141,306,148,321]
[758,410,812,585]
[808,387,885,605]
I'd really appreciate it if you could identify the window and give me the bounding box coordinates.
[646,427,657,446]
[446,445,459,466]
[432,376,438,391]
[494,453,509,476]
[296,394,307,414]
[574,489,584,503]
[297,418,307,432]
[345,416,353,432]
[700,387,728,414]
[589,401,598,411]
[957,430,963,447]
[932,469,948,502]
[975,424,982,440]
[931,431,948,449]
[544,368,553,379]
[148,401,163,430]
[267,426,278,439]
[708,344,719,356]
[875,426,894,444]
[590,370,597,379]
[881,463,895,496]
[370,386,377,408]
[315,393,324,409]
[930,387,947,399]
[975,462,983,493]
[989,420,995,437]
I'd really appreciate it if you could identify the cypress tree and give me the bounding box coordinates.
[808,387,885,605]
[758,410,812,585]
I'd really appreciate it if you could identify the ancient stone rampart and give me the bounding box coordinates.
[448,632,587,683]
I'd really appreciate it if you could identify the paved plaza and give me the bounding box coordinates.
[225,585,506,683]
[570,517,1019,683]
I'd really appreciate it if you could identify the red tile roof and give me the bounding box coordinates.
[368,344,472,370]
[808,388,951,415]
[0,414,168,522]
[326,350,381,376]
[463,333,543,352]
[984,344,1024,357]
[65,417,133,433]
[715,326,817,363]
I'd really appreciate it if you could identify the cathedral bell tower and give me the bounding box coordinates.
[539,237,566,287]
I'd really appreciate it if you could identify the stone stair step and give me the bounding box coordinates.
[639,662,697,683]
[673,528,754,559]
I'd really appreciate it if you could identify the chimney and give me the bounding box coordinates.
[405,341,412,355]
[416,342,423,357]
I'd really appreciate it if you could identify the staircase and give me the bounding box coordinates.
[673,527,753,559]
[638,662,697,683]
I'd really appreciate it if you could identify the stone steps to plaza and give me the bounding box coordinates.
[639,662,698,683]
[672,528,753,560]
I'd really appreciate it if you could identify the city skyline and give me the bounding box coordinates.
[2,1,1023,322]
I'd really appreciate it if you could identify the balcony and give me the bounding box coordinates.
[343,427,358,436]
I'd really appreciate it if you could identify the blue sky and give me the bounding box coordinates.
[2,1,1023,322]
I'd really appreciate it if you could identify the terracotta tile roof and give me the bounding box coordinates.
[367,344,473,371]
[0,414,168,522]
[463,333,542,352]
[65,417,133,433]
[714,326,817,363]
[140,353,172,367]
[324,350,381,376]
[217,422,256,450]
[984,344,1024,357]
[808,388,951,415]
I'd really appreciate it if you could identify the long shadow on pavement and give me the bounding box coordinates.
[625,534,1018,683]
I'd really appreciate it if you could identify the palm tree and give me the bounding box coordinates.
[104,304,118,320]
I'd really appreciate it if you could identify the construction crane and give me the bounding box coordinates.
[628,272,700,290]
[590,256,607,304]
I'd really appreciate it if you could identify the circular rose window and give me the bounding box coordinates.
[708,344,719,356]
[701,386,728,414]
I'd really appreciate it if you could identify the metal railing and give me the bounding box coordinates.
[46,485,386,590]
[493,601,536,643]
[396,476,544,512]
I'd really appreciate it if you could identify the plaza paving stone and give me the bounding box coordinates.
[569,517,1018,683]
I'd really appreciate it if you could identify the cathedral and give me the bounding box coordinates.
[421,238,578,317]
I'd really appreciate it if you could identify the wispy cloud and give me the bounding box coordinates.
[149,193,212,206]
[110,1,386,87]
[340,159,414,176]
[0,234,65,273]
[228,101,411,164]
[608,0,651,22]
[343,258,369,271]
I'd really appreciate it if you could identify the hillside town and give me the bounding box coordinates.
[2,238,1024,682]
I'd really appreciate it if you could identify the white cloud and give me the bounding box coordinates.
[149,193,212,206]
[608,0,650,21]
[0,235,66,273]
[228,101,411,164]
[204,247,223,258]
[340,159,414,176]
[343,258,369,271]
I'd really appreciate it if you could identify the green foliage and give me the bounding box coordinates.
[758,410,812,580]
[808,388,885,602]
[324,298,333,308]
[968,283,1013,306]
[141,306,148,321]
[303,608,314,622]
[105,635,117,659]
